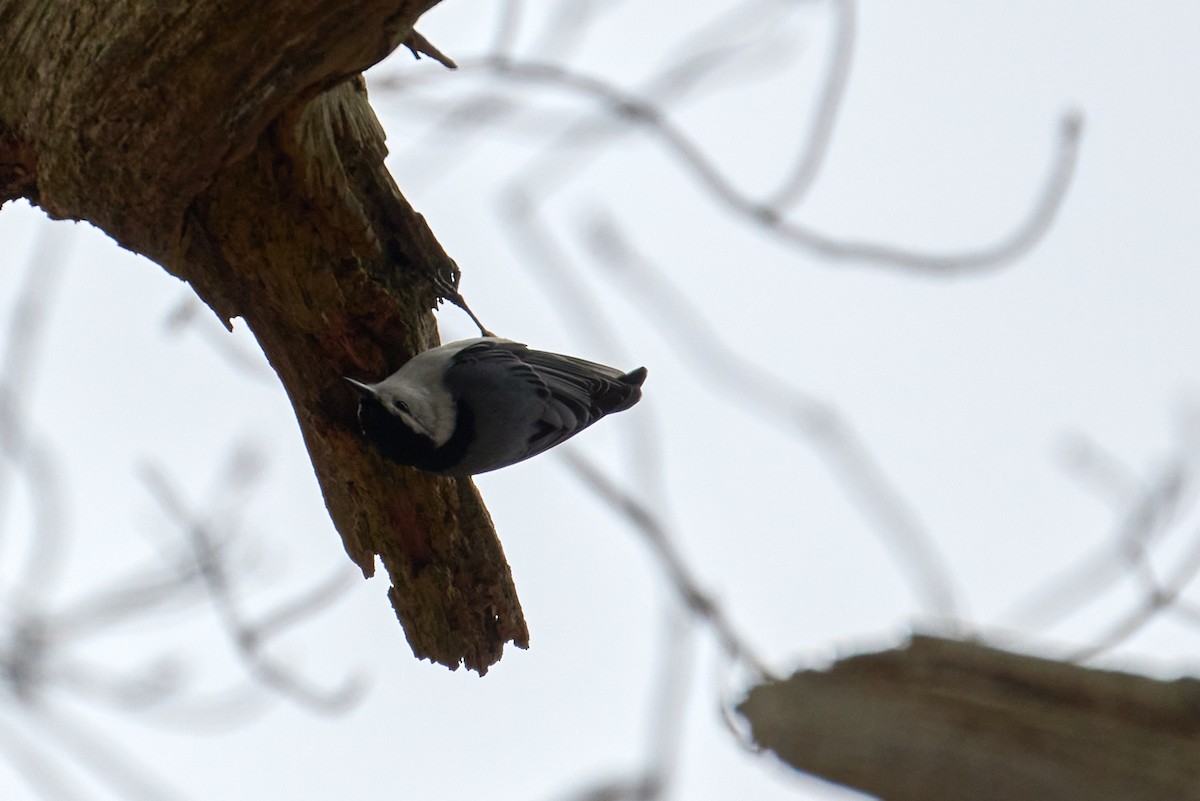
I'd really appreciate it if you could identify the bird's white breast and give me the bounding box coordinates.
[371,338,518,447]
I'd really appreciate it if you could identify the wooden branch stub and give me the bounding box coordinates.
[738,635,1200,801]
[403,29,458,68]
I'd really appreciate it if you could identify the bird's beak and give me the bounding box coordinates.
[343,377,376,397]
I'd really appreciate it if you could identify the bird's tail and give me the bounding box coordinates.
[600,367,648,414]
[621,367,648,387]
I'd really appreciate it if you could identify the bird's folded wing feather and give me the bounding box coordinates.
[446,341,641,459]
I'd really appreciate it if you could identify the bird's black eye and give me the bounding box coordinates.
[393,400,410,415]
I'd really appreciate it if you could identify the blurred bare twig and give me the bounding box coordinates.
[579,209,962,622]
[378,0,1081,274]
[996,420,1200,663]
[1003,439,1191,631]
[372,0,1089,628]
[551,609,692,801]
[765,0,854,211]
[0,232,364,800]
[549,443,747,800]
[0,226,74,605]
[368,3,1129,800]
[137,463,364,712]
[0,446,361,799]
[562,449,771,679]
[162,296,275,380]
[21,708,188,801]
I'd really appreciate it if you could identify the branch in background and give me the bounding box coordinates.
[738,635,1200,801]
[379,0,1081,275]
[380,0,804,188]
[1002,448,1186,629]
[0,715,91,801]
[374,0,1093,627]
[0,456,354,799]
[1000,422,1200,661]
[488,56,1080,272]
[162,296,277,381]
[1067,525,1200,661]
[0,225,74,601]
[561,449,771,679]
[0,445,361,799]
[765,0,855,211]
[578,210,962,623]
[373,0,1084,628]
[138,463,364,712]
[552,606,691,801]
[22,708,191,801]
[0,240,363,792]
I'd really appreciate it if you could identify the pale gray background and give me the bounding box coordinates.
[1,2,1198,799]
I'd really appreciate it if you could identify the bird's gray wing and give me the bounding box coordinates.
[445,340,645,464]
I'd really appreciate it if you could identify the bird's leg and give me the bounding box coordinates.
[455,295,495,338]
[432,272,495,337]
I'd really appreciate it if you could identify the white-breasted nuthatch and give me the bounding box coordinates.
[345,338,647,475]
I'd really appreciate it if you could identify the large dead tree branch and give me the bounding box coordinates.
[738,636,1200,801]
[0,0,528,673]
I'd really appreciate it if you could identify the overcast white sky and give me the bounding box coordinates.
[2,2,1199,800]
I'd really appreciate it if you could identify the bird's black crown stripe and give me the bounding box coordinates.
[357,397,475,474]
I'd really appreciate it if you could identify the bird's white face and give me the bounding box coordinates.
[370,381,456,447]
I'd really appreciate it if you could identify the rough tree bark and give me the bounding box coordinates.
[0,0,528,673]
[739,636,1200,800]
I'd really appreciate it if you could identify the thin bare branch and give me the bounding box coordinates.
[1055,434,1145,509]
[422,56,1082,274]
[137,465,365,712]
[1068,521,1200,662]
[250,567,358,644]
[26,707,191,801]
[403,29,458,69]
[578,209,962,622]
[46,563,209,640]
[560,449,771,679]
[525,0,633,61]
[766,0,856,210]
[490,0,525,55]
[0,225,74,599]
[498,187,630,356]
[0,714,90,801]
[162,296,275,380]
[1003,442,1192,630]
